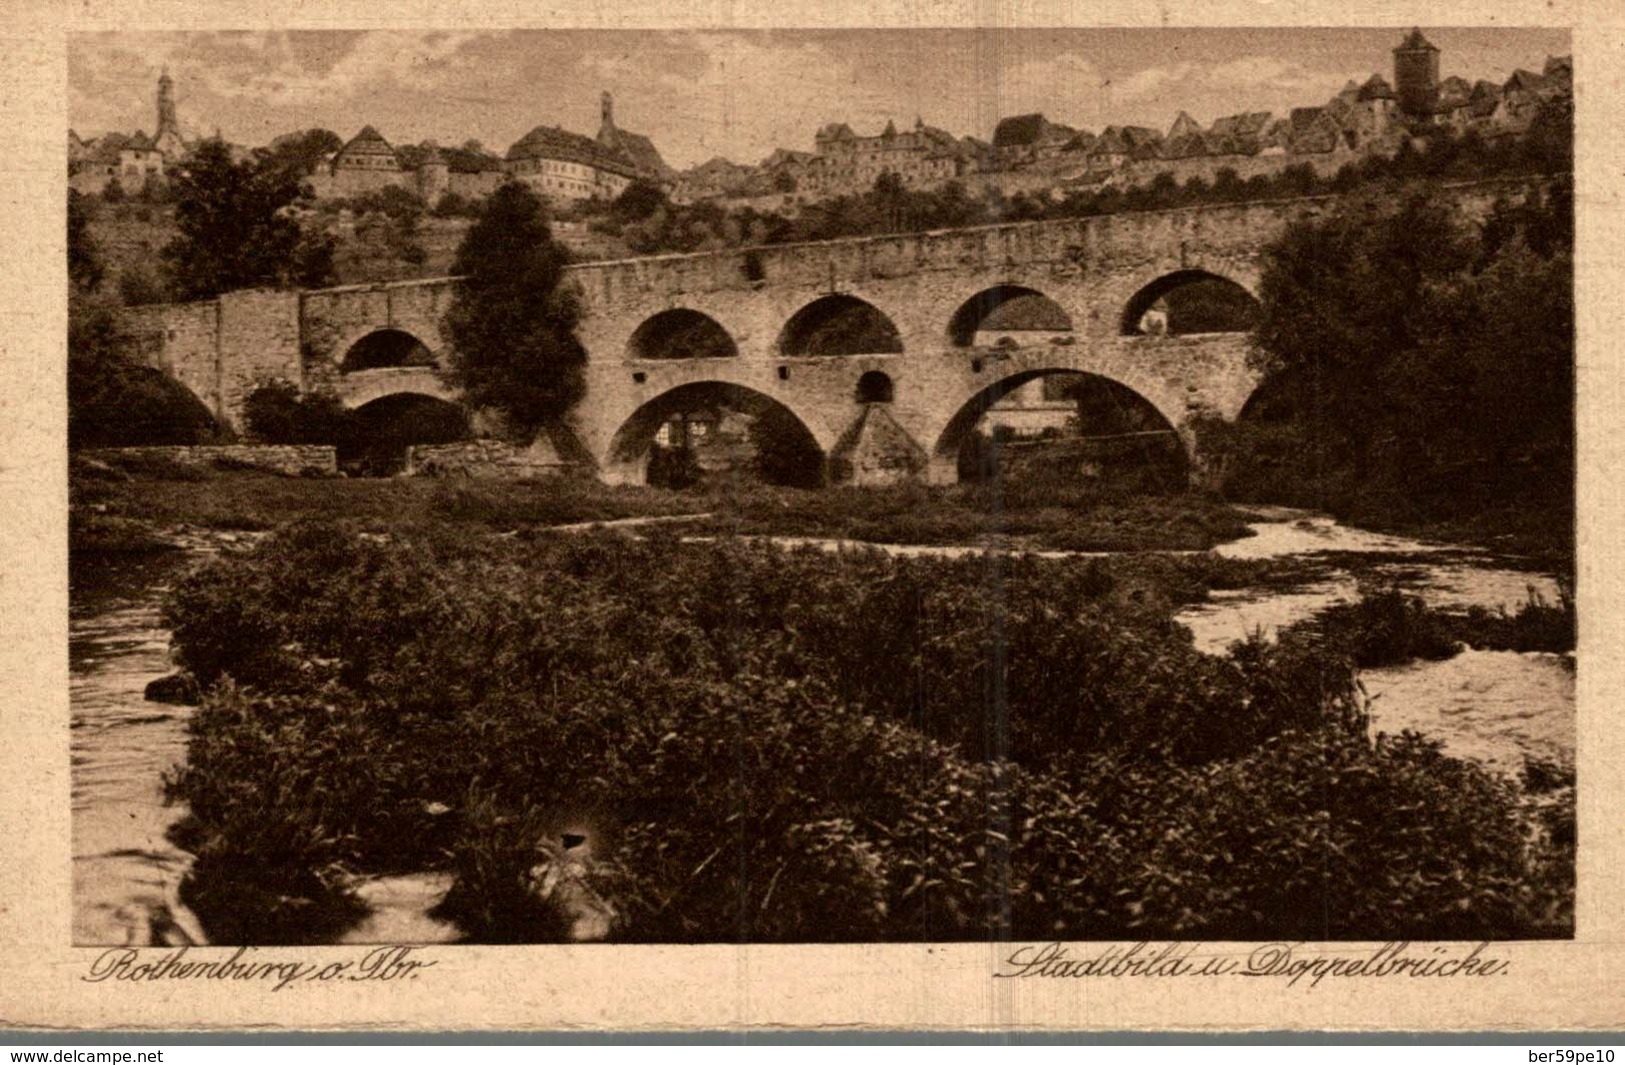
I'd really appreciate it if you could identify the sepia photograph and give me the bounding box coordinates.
[60,23,1579,954]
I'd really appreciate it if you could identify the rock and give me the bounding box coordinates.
[524,842,617,943]
[145,672,200,705]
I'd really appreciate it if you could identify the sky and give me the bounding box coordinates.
[69,28,1572,170]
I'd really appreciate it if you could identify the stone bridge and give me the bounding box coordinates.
[116,179,1530,484]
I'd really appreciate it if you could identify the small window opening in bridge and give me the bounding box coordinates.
[629,309,738,361]
[341,329,436,373]
[949,286,1073,347]
[950,371,1188,490]
[856,370,894,404]
[970,358,984,374]
[778,365,790,381]
[633,371,647,384]
[778,295,903,357]
[1122,271,1260,337]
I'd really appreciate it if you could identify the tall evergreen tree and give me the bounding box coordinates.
[441,182,587,435]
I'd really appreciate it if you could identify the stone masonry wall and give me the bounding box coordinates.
[405,439,573,479]
[118,301,221,419]
[216,290,303,428]
[85,445,337,475]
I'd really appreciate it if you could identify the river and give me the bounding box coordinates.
[68,509,1574,945]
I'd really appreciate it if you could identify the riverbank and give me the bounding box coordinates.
[70,455,1258,556]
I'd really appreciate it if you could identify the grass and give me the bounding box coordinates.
[70,459,1260,555]
[1272,584,1576,671]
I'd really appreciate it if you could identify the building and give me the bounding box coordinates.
[595,92,670,181]
[505,124,639,202]
[1393,28,1442,119]
[991,113,1080,168]
[69,69,193,196]
[505,92,668,204]
[799,117,967,195]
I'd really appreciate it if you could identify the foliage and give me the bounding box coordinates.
[163,524,1571,942]
[432,192,479,218]
[609,180,669,224]
[163,138,335,300]
[260,128,345,184]
[68,294,221,449]
[441,182,587,435]
[344,184,427,223]
[1448,586,1576,654]
[1278,586,1461,669]
[749,405,825,488]
[1230,176,1573,551]
[646,444,702,489]
[242,381,354,446]
[581,117,1570,258]
[118,262,169,306]
[68,190,103,292]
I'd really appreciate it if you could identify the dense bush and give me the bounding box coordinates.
[164,524,1570,942]
[242,380,353,446]
[1229,177,1573,554]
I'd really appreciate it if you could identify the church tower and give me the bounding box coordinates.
[597,90,617,144]
[1392,28,1441,119]
[156,68,178,135]
[153,68,184,157]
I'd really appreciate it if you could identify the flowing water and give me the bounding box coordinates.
[69,509,1575,944]
[70,550,206,946]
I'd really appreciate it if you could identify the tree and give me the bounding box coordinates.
[163,138,317,301]
[1252,183,1473,474]
[1236,177,1572,523]
[611,179,669,224]
[749,406,824,487]
[68,190,102,292]
[440,182,587,435]
[118,263,168,306]
[260,128,343,185]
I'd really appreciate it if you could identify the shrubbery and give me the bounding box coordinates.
[164,524,1571,942]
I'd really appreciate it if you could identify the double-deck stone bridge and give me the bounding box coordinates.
[117,180,1526,484]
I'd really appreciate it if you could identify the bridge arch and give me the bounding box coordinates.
[1121,270,1260,337]
[948,285,1073,347]
[602,380,829,487]
[628,308,739,361]
[337,366,457,410]
[930,368,1190,485]
[340,327,439,372]
[777,294,903,357]
[343,390,471,475]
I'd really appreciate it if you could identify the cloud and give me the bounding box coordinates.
[1112,55,1347,123]
[580,32,892,166]
[190,31,496,108]
[993,51,1107,126]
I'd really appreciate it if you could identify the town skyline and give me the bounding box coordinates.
[71,27,1570,171]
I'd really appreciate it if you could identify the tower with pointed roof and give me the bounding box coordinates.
[598,91,616,142]
[1393,28,1441,119]
[153,68,185,158]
